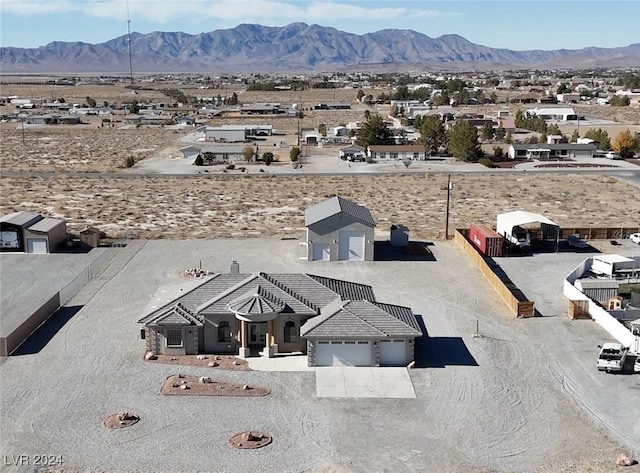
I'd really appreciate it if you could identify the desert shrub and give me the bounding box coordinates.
[226,164,235,170]
[123,156,135,168]
[479,157,495,168]
[493,146,504,159]
[194,155,204,166]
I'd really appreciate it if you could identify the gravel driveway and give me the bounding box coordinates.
[1,239,637,473]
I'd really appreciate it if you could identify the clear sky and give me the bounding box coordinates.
[1,0,638,50]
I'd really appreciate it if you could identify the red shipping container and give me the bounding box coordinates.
[469,224,504,257]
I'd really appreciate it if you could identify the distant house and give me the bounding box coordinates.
[508,143,596,160]
[338,145,366,162]
[305,196,375,261]
[180,144,257,163]
[240,103,281,115]
[25,114,81,125]
[368,144,427,161]
[525,107,577,121]
[204,125,273,142]
[314,102,351,110]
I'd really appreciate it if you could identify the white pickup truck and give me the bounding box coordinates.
[597,343,628,373]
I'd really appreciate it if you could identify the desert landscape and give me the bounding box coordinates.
[2,80,639,243]
[1,173,639,241]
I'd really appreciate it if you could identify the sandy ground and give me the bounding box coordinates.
[1,239,638,473]
[1,173,638,241]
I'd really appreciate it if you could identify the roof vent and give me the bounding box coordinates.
[230,259,240,274]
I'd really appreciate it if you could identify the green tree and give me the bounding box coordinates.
[584,128,611,150]
[318,123,327,136]
[419,115,446,154]
[570,129,580,143]
[494,124,506,141]
[355,114,393,148]
[356,89,365,102]
[290,147,301,162]
[86,96,96,108]
[128,100,139,114]
[433,91,450,107]
[194,154,204,166]
[262,151,274,165]
[610,95,630,107]
[493,146,504,159]
[389,104,399,118]
[613,129,635,158]
[228,92,238,105]
[547,123,561,135]
[243,146,255,162]
[557,83,570,94]
[447,120,481,161]
[505,132,513,144]
[480,122,495,141]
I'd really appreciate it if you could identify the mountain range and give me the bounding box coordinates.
[1,22,639,73]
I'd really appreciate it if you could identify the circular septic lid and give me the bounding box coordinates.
[228,431,272,449]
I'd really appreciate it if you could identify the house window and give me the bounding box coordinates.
[283,321,297,343]
[218,320,231,343]
[166,329,183,347]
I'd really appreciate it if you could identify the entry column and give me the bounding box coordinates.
[238,320,250,358]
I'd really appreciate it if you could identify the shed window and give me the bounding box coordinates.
[218,320,232,343]
[283,321,297,343]
[166,329,183,347]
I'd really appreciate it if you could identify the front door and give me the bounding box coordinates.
[248,323,266,346]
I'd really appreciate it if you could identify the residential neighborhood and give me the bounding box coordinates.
[1,14,640,473]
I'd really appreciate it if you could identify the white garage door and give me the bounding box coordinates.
[27,238,47,254]
[379,339,408,366]
[312,243,330,261]
[338,231,365,260]
[315,341,372,366]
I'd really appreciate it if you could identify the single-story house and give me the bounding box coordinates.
[525,107,577,121]
[204,125,273,142]
[180,144,257,163]
[507,143,596,160]
[138,264,422,367]
[240,103,281,115]
[25,114,81,125]
[338,145,366,161]
[0,211,67,253]
[368,144,427,161]
[305,196,375,261]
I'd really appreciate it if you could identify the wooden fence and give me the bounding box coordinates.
[559,226,640,240]
[454,229,535,318]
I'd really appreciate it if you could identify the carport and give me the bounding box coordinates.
[496,210,560,251]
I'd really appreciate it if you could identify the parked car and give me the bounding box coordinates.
[630,233,640,244]
[567,234,588,248]
[605,151,622,160]
[597,343,628,373]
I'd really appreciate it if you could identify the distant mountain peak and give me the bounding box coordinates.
[1,22,637,73]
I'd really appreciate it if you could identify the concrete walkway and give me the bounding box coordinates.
[246,353,314,372]
[315,367,416,399]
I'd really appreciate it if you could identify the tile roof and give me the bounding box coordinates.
[196,274,317,316]
[301,300,421,338]
[140,271,420,340]
[304,196,375,227]
[226,285,286,315]
[138,302,203,326]
[307,274,376,302]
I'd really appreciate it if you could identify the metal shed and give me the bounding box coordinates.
[574,279,620,304]
[0,211,66,253]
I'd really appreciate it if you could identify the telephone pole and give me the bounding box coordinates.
[445,174,452,239]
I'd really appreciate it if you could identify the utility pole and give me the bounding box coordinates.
[126,0,134,89]
[445,174,452,239]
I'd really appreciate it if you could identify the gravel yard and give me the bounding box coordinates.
[1,239,638,473]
